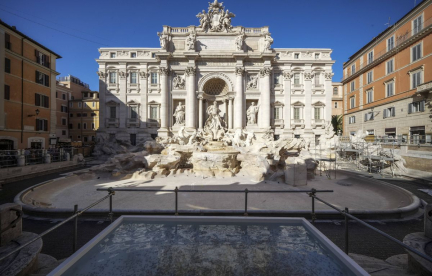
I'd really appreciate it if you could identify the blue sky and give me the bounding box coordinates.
[0,0,417,89]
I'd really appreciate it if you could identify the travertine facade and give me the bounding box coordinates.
[96,1,334,145]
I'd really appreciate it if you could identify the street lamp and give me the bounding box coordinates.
[28,109,40,117]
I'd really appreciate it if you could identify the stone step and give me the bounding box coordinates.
[349,253,417,276]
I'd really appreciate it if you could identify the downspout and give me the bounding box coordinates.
[21,38,24,144]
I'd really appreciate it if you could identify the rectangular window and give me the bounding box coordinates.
[386,59,394,74]
[35,119,48,131]
[62,130,66,135]
[351,64,355,74]
[109,72,116,84]
[4,85,10,100]
[350,81,355,92]
[69,102,73,108]
[413,15,423,35]
[62,93,66,100]
[5,58,11,73]
[314,108,320,120]
[83,123,87,130]
[294,53,299,59]
[82,113,87,117]
[151,72,158,84]
[5,33,11,49]
[61,118,66,125]
[350,96,355,108]
[61,106,68,112]
[92,102,95,107]
[91,123,95,129]
[131,106,138,119]
[367,71,373,84]
[334,102,338,108]
[386,81,394,97]
[367,51,373,64]
[364,112,374,122]
[77,123,81,129]
[294,108,300,120]
[83,136,88,142]
[333,87,338,95]
[294,73,300,85]
[412,71,422,89]
[366,90,373,104]
[70,113,73,117]
[110,52,116,58]
[131,52,136,58]
[130,72,137,84]
[110,106,116,118]
[35,50,50,68]
[408,101,425,114]
[412,44,422,62]
[130,134,137,146]
[314,73,320,86]
[315,53,319,59]
[274,108,280,119]
[383,107,395,118]
[387,37,394,51]
[77,113,81,117]
[349,116,356,124]
[35,71,49,87]
[150,106,158,119]
[35,93,49,108]
[78,102,82,108]
[366,129,374,135]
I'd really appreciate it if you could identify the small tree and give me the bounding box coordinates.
[331,115,343,135]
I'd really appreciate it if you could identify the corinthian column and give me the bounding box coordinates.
[139,71,149,129]
[259,67,272,129]
[304,71,312,129]
[283,71,292,131]
[185,66,196,129]
[228,97,233,129]
[159,67,169,131]
[198,96,203,129]
[234,66,244,129]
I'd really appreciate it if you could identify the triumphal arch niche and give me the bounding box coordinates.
[97,0,335,144]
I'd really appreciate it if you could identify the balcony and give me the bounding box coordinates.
[272,119,284,128]
[416,80,432,93]
[126,118,140,128]
[312,119,325,129]
[291,119,305,129]
[106,118,119,128]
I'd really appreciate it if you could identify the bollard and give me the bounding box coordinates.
[73,204,78,253]
[175,187,178,215]
[244,189,248,216]
[345,207,349,254]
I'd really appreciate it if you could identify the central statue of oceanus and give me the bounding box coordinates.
[203,101,226,140]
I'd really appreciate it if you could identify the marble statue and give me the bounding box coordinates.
[173,102,185,125]
[235,32,244,51]
[197,1,235,33]
[264,34,274,51]
[159,33,168,50]
[247,102,259,125]
[186,32,196,51]
[204,101,225,140]
[247,75,258,89]
[173,75,185,90]
[196,10,210,32]
[244,130,255,147]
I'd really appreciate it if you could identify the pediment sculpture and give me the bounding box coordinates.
[196,0,235,32]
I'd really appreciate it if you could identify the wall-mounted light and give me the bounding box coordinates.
[28,109,40,117]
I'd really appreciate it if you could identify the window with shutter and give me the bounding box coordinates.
[5,58,11,73]
[420,101,425,112]
[44,120,48,131]
[4,85,10,100]
[35,93,40,106]
[391,107,395,117]
[408,103,413,114]
[44,95,49,108]
[383,109,387,119]
[5,33,11,49]
[44,75,49,87]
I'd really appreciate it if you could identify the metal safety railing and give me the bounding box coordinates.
[0,188,115,262]
[0,150,19,168]
[311,194,432,263]
[96,187,333,216]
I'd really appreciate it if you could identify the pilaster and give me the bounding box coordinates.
[324,72,333,122]
[159,67,169,135]
[283,71,292,134]
[118,64,127,128]
[139,70,149,129]
[234,66,244,129]
[97,68,107,131]
[304,70,312,130]
[185,66,196,129]
[259,66,272,129]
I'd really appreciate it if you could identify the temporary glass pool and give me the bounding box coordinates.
[50,216,367,275]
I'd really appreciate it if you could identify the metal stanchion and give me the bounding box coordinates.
[175,187,179,215]
[309,189,317,223]
[73,204,78,253]
[344,207,349,254]
[244,189,248,216]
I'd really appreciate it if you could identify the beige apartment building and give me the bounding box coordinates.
[55,82,71,142]
[332,82,343,116]
[0,20,61,150]
[58,75,99,144]
[342,0,432,142]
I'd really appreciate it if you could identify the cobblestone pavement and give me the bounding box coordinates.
[1,170,431,261]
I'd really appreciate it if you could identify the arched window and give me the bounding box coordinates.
[333,87,338,95]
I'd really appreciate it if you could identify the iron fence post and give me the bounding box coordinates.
[73,204,78,253]
[244,189,248,216]
[175,187,178,215]
[108,187,114,224]
[309,189,317,223]
[345,207,349,254]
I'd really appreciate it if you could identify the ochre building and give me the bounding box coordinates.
[342,0,432,142]
[0,20,61,150]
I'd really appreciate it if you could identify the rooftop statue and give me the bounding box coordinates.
[196,0,235,32]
